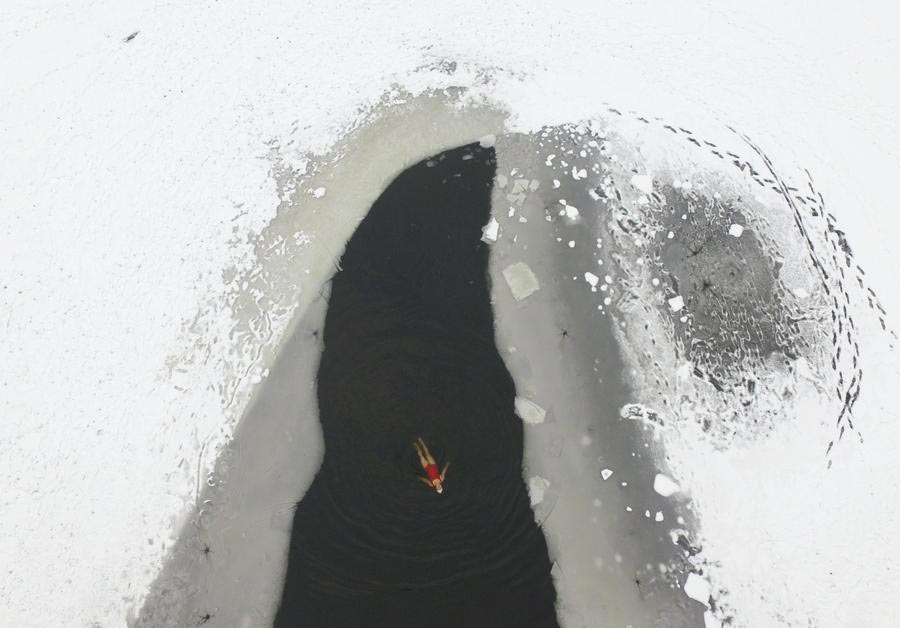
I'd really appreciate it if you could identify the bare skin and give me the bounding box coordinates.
[414,437,449,494]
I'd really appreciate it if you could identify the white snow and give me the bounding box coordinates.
[704,611,722,628]
[630,174,654,194]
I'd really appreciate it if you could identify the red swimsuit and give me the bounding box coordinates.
[425,463,441,482]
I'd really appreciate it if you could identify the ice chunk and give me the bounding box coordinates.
[311,187,326,198]
[478,133,496,148]
[512,178,530,193]
[668,295,684,312]
[728,223,744,237]
[600,468,614,480]
[502,262,540,301]
[550,562,564,588]
[528,475,551,506]
[515,397,546,424]
[481,217,500,243]
[683,572,711,606]
[584,271,600,288]
[704,611,722,628]
[630,174,654,194]
[654,473,681,497]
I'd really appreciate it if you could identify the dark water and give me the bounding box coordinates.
[274,143,558,627]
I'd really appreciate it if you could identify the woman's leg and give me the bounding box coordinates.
[423,442,436,466]
[413,439,429,469]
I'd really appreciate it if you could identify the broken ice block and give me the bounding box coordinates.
[683,572,711,606]
[653,473,681,497]
[481,217,500,243]
[668,295,685,312]
[528,475,551,506]
[515,397,547,424]
[502,262,540,301]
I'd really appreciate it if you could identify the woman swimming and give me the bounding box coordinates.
[414,437,449,494]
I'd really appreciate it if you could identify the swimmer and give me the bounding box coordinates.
[414,437,449,494]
